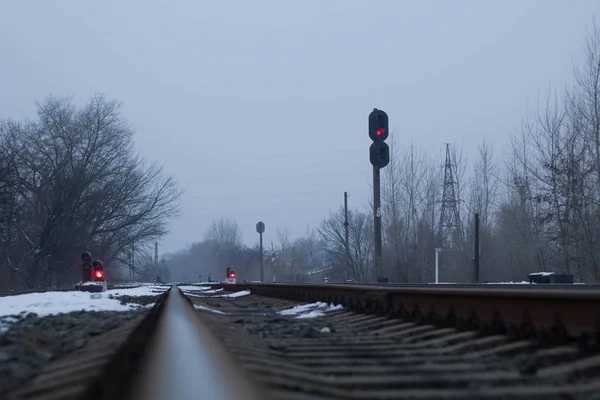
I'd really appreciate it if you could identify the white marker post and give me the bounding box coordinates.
[435,248,441,283]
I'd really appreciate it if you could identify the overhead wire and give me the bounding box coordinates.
[191,188,366,200]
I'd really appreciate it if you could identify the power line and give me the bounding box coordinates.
[193,170,371,182]
[191,188,365,201]
[197,149,363,161]
[187,207,336,218]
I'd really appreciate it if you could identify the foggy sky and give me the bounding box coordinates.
[1,0,598,254]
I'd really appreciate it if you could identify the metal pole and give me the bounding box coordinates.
[259,232,264,283]
[435,248,440,283]
[373,167,383,279]
[474,213,480,283]
[344,191,350,282]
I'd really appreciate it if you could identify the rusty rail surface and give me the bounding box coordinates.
[213,283,600,341]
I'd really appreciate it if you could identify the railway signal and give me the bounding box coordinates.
[92,260,104,281]
[368,108,390,168]
[368,108,390,282]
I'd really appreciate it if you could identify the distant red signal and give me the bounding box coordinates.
[94,270,104,280]
[230,272,235,279]
[376,128,385,136]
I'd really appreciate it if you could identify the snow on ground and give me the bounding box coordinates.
[108,286,169,297]
[193,305,226,314]
[0,285,169,331]
[181,289,250,298]
[178,285,212,292]
[0,292,136,332]
[220,290,251,298]
[0,284,251,333]
[110,281,158,287]
[183,289,224,297]
[279,302,343,319]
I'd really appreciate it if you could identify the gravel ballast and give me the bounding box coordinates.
[0,305,149,398]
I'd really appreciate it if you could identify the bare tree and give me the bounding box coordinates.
[204,217,242,248]
[0,94,181,289]
[318,207,372,281]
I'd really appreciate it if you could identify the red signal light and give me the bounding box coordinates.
[94,270,104,280]
[376,128,385,136]
[230,272,235,278]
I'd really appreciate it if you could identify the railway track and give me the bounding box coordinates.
[5,283,600,399]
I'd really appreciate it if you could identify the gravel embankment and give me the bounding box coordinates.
[0,301,152,398]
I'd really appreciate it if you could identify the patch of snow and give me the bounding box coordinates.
[182,289,246,298]
[111,282,157,287]
[528,272,554,276]
[193,305,226,314]
[178,285,212,292]
[296,310,326,319]
[0,292,141,328]
[183,293,208,298]
[279,302,343,319]
[107,286,168,297]
[182,288,223,297]
[80,281,105,287]
[0,285,169,333]
[220,290,251,298]
[486,281,531,284]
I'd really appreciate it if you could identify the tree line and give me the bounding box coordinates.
[0,95,181,289]
[167,21,600,284]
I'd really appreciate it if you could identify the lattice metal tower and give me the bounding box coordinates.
[438,143,464,247]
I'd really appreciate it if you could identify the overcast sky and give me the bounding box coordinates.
[1,1,598,255]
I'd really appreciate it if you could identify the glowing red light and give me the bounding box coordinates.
[94,270,104,279]
[376,128,385,136]
[230,272,235,278]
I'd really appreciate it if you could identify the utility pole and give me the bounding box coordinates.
[368,108,390,281]
[130,243,134,280]
[344,192,350,282]
[435,248,441,283]
[154,241,158,269]
[474,213,480,283]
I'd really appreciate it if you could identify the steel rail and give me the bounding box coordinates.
[84,285,265,400]
[215,283,600,340]
[225,282,600,289]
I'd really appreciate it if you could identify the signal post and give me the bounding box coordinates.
[368,109,390,281]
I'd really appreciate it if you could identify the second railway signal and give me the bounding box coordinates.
[82,252,92,282]
[370,141,390,169]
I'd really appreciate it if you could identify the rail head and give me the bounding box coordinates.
[85,285,265,400]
